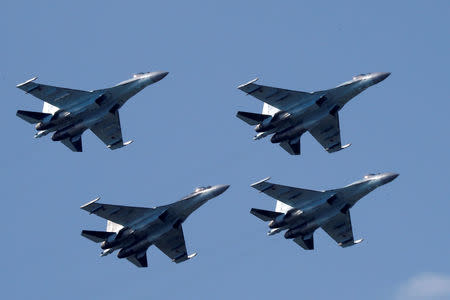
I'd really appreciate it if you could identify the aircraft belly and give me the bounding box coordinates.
[44,112,85,133]
[287,210,333,233]
[289,102,319,117]
[259,108,324,140]
[299,200,338,225]
[284,109,328,132]
[142,223,173,244]
[334,86,364,106]
[112,85,144,107]
[124,223,171,251]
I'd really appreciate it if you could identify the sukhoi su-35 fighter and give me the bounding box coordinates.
[236,72,390,155]
[81,184,230,268]
[16,71,168,152]
[250,173,398,250]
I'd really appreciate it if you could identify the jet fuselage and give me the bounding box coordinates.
[33,72,168,141]
[267,173,398,239]
[100,185,230,260]
[254,72,391,143]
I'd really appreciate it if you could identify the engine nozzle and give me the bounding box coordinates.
[52,130,70,141]
[284,229,300,239]
[255,111,291,133]
[117,247,132,259]
[35,122,45,130]
[101,241,111,250]
[271,124,305,144]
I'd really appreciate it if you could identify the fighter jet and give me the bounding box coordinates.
[81,184,230,268]
[236,72,390,155]
[250,173,398,250]
[16,71,168,152]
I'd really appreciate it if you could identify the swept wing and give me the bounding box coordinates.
[238,79,314,111]
[90,110,128,150]
[321,211,361,247]
[309,112,346,153]
[251,178,326,211]
[17,77,92,110]
[154,226,191,263]
[80,198,153,227]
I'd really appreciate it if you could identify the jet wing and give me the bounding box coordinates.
[80,198,152,227]
[251,178,325,209]
[90,110,127,150]
[126,251,148,268]
[61,135,82,152]
[17,77,91,109]
[238,79,314,111]
[154,226,190,263]
[321,211,359,248]
[309,112,347,153]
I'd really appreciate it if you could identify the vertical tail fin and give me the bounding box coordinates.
[262,102,280,116]
[275,200,293,213]
[42,102,59,114]
[107,220,123,233]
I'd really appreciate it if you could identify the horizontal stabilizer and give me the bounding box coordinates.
[16,110,51,124]
[250,208,283,222]
[294,235,314,250]
[280,137,301,155]
[81,230,115,243]
[127,251,148,268]
[61,135,82,152]
[236,111,271,126]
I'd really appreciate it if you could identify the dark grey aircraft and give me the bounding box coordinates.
[236,72,390,155]
[250,173,398,250]
[81,184,230,268]
[16,71,168,152]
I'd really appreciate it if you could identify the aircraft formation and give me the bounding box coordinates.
[16,71,398,267]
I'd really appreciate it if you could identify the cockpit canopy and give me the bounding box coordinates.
[364,173,377,179]
[194,186,211,192]
[133,72,148,78]
[352,74,367,80]
[337,73,374,88]
[115,72,151,86]
[181,186,212,200]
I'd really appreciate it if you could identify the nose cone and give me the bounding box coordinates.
[371,72,391,84]
[150,71,169,83]
[211,184,230,197]
[381,172,399,184]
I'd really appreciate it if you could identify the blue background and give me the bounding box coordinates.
[2,1,449,299]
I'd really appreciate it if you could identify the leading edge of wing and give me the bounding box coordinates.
[80,197,152,227]
[237,78,314,111]
[17,77,92,109]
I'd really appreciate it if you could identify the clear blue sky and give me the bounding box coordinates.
[2,1,449,299]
